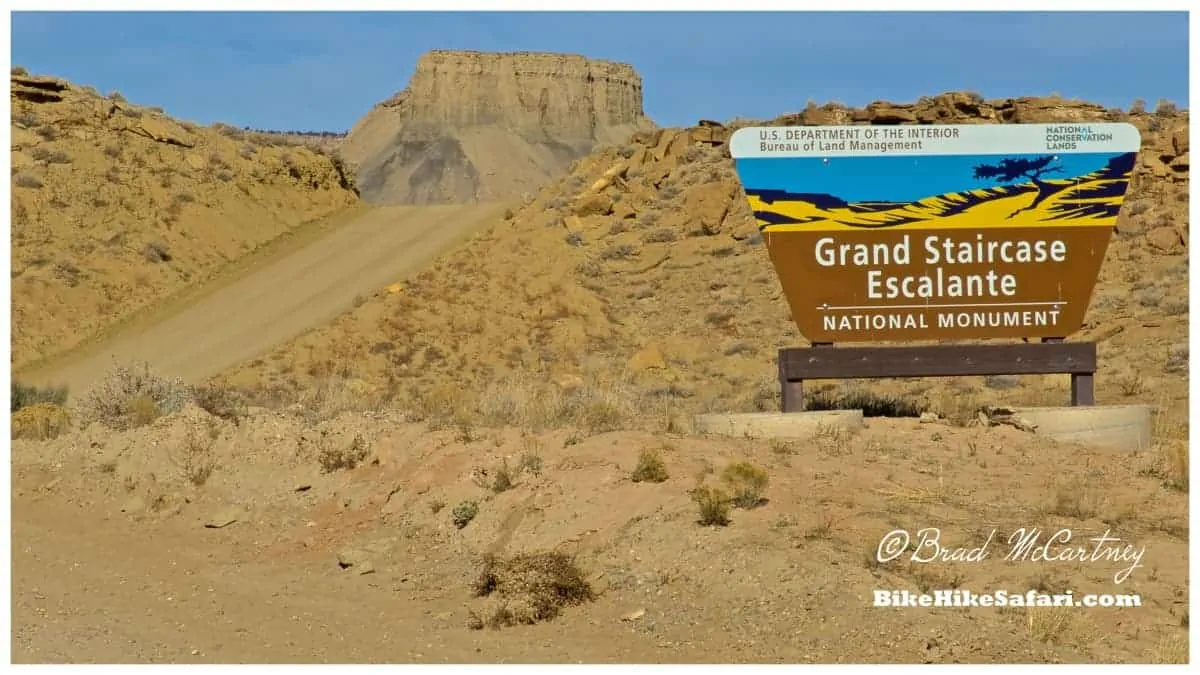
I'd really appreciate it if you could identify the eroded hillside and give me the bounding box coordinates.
[10,70,362,372]
[217,93,1189,434]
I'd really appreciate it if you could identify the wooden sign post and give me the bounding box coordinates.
[729,122,1142,411]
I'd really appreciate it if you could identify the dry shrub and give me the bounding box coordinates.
[934,387,983,426]
[467,552,595,629]
[317,433,370,473]
[452,374,638,434]
[177,426,217,486]
[76,361,192,431]
[631,447,669,483]
[491,459,516,493]
[517,447,543,477]
[1143,440,1189,492]
[721,461,769,508]
[191,383,247,424]
[1145,405,1189,492]
[691,484,731,526]
[12,403,71,441]
[452,500,479,529]
[294,376,384,424]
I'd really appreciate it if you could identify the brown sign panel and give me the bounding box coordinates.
[729,123,1142,343]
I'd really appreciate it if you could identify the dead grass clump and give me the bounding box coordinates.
[1049,483,1103,520]
[12,381,68,412]
[76,361,192,431]
[935,387,983,426]
[1163,344,1188,374]
[191,383,247,425]
[1026,606,1094,646]
[12,403,72,441]
[631,447,669,483]
[472,375,637,434]
[517,446,543,477]
[642,228,678,244]
[600,243,636,260]
[1115,372,1147,397]
[721,461,769,508]
[1142,440,1189,492]
[30,148,71,164]
[317,433,370,473]
[1150,633,1188,664]
[691,484,732,526]
[467,552,595,629]
[294,376,385,424]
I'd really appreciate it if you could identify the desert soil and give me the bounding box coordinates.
[10,408,1190,664]
[9,69,1190,664]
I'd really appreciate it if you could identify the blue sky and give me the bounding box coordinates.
[11,11,1190,132]
[735,152,1126,203]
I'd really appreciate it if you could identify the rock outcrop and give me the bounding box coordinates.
[341,50,654,205]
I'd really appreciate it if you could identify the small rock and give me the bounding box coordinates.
[131,115,195,147]
[294,484,312,492]
[621,608,646,622]
[336,548,373,573]
[572,193,613,217]
[919,412,941,423]
[184,153,207,171]
[588,572,610,596]
[1146,226,1184,252]
[628,343,667,371]
[1171,127,1189,156]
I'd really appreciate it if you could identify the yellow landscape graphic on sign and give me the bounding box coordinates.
[743,152,1136,233]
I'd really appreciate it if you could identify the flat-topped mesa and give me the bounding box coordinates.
[399,50,645,136]
[342,49,654,206]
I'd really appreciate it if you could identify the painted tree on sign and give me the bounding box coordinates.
[972,155,1067,219]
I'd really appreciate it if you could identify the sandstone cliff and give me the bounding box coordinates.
[341,50,654,205]
[11,70,361,371]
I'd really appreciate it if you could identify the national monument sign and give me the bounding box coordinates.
[729,122,1142,344]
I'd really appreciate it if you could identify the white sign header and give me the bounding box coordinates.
[730,123,1142,159]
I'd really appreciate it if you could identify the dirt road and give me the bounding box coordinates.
[16,204,505,394]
